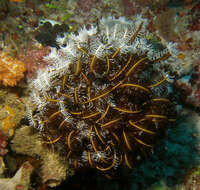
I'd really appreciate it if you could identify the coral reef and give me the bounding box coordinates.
[78,0,102,12]
[18,45,51,79]
[27,15,185,177]
[0,88,26,135]
[0,51,25,86]
[0,157,5,178]
[62,110,199,190]
[0,0,199,189]
[0,131,8,156]
[34,21,70,48]
[175,63,200,108]
[11,125,71,187]
[0,161,33,190]
[1,105,16,136]
[0,89,27,158]
[123,0,136,16]
[41,151,69,187]
[130,113,199,190]
[11,125,43,157]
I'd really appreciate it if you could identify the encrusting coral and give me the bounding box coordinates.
[27,15,184,176]
[0,51,25,86]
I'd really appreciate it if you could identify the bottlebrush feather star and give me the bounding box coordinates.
[28,16,179,174]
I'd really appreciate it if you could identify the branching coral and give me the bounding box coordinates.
[0,51,25,86]
[28,16,181,176]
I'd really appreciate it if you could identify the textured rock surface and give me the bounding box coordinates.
[0,161,33,190]
[11,125,71,187]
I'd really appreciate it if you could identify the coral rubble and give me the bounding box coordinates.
[27,15,184,177]
[0,51,25,86]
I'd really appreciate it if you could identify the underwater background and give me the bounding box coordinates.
[0,0,200,190]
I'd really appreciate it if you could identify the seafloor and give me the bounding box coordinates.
[0,0,200,190]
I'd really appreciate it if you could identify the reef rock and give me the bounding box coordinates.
[0,161,33,190]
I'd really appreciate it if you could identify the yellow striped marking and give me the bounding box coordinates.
[78,47,87,54]
[74,87,78,103]
[46,99,59,103]
[49,111,61,119]
[134,137,153,148]
[112,48,120,58]
[111,132,120,142]
[96,157,117,171]
[90,55,96,72]
[146,114,168,119]
[77,121,81,129]
[103,145,111,152]
[41,119,48,124]
[66,150,71,159]
[62,75,67,90]
[123,131,132,151]
[110,54,132,81]
[67,130,75,150]
[114,107,141,114]
[105,54,110,74]
[87,86,91,98]
[125,57,147,77]
[152,98,171,103]
[75,58,81,76]
[91,136,98,153]
[88,126,93,139]
[129,120,155,135]
[69,111,82,115]
[58,92,72,99]
[81,72,90,85]
[91,136,107,163]
[101,118,121,129]
[82,82,122,104]
[74,160,78,169]
[124,154,132,169]
[44,135,62,144]
[82,112,101,119]
[96,103,110,123]
[66,84,72,88]
[88,151,93,167]
[120,83,150,93]
[94,125,106,144]
[148,77,166,88]
[59,119,66,129]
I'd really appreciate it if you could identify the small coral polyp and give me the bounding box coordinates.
[29,16,178,173]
